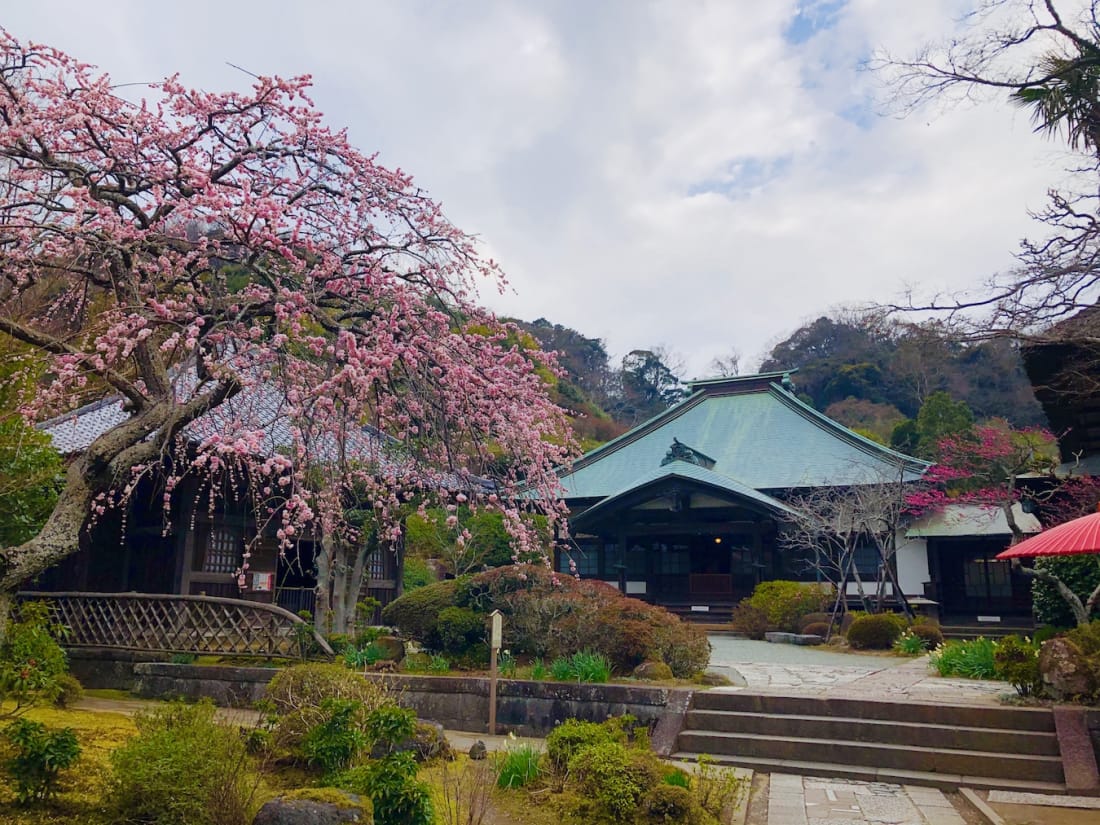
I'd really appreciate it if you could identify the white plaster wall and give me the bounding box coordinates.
[895,534,930,596]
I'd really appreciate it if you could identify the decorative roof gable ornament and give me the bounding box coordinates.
[660,437,716,470]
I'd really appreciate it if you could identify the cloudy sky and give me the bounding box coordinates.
[3,1,1067,376]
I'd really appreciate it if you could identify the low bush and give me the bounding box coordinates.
[52,673,84,708]
[744,581,832,633]
[637,783,703,825]
[4,718,81,805]
[462,565,710,677]
[728,602,769,639]
[994,635,1043,697]
[264,663,391,752]
[801,622,830,638]
[798,612,832,632]
[649,620,710,678]
[435,606,485,653]
[495,743,543,789]
[693,754,746,821]
[338,705,431,825]
[300,699,368,774]
[846,614,905,649]
[363,704,418,756]
[568,740,663,822]
[338,751,433,825]
[546,718,627,773]
[109,701,259,825]
[0,601,71,716]
[909,623,943,648]
[380,578,463,649]
[929,638,998,679]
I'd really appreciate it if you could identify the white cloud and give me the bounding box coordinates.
[2,1,1066,376]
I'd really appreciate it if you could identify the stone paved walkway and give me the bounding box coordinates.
[712,656,1008,705]
[768,774,968,825]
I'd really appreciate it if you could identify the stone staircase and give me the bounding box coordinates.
[672,691,1066,793]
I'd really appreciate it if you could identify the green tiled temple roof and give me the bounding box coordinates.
[559,372,928,500]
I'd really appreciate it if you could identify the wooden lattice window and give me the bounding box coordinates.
[367,549,385,580]
[201,527,241,574]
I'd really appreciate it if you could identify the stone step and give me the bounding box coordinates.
[683,709,1061,755]
[670,751,1069,794]
[675,731,1066,783]
[689,691,1055,732]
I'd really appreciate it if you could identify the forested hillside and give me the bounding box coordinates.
[513,313,1046,452]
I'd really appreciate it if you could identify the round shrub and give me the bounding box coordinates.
[380,578,463,648]
[729,602,769,639]
[52,672,85,708]
[457,564,709,677]
[846,614,904,650]
[910,623,943,648]
[434,606,484,653]
[546,718,623,772]
[995,635,1043,697]
[109,701,257,825]
[801,622,829,639]
[745,580,832,632]
[798,612,832,632]
[264,663,391,751]
[638,783,704,825]
[650,619,710,678]
[567,741,663,821]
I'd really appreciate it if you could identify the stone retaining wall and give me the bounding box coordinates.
[68,648,164,691]
[132,662,279,707]
[63,650,687,739]
[362,673,686,737]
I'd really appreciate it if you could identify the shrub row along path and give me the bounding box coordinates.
[707,638,1006,705]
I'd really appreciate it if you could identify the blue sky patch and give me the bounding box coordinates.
[784,0,848,45]
[688,155,794,199]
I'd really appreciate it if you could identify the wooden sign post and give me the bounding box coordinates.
[488,609,503,736]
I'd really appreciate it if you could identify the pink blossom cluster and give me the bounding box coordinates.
[0,30,576,583]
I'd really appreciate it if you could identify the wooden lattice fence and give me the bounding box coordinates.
[17,591,334,659]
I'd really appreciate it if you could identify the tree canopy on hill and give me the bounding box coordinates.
[760,315,1045,429]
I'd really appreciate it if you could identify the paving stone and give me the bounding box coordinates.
[988,790,1100,809]
[858,793,922,824]
[902,787,953,808]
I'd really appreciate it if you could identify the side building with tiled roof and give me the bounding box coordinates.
[32,383,399,619]
[555,371,1040,622]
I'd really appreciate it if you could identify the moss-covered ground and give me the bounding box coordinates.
[0,704,564,825]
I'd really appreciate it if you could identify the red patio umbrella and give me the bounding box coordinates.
[996,510,1100,559]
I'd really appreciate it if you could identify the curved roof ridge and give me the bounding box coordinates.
[563,389,709,474]
[766,382,930,475]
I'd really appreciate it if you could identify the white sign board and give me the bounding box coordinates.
[490,610,503,650]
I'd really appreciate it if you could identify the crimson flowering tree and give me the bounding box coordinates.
[904,421,1100,625]
[0,31,574,617]
[904,423,1058,541]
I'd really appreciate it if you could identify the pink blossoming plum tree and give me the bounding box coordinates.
[0,31,574,625]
